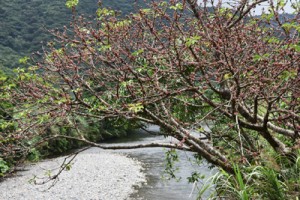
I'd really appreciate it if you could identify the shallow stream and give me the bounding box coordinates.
[104,126,217,200]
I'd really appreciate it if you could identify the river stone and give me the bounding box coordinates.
[0,148,146,200]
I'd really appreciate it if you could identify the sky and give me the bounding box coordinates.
[197,0,297,15]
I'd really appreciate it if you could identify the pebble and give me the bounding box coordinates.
[0,148,146,200]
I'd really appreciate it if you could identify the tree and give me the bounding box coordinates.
[8,0,300,189]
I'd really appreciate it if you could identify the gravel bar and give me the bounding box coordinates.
[0,148,146,200]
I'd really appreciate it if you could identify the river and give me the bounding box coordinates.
[104,126,217,200]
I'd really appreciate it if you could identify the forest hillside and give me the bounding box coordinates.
[0,0,146,69]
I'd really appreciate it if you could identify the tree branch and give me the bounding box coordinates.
[51,134,192,152]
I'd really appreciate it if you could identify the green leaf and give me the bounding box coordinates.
[140,9,153,14]
[261,12,274,22]
[277,0,286,9]
[279,69,297,81]
[187,171,205,183]
[19,56,30,64]
[253,53,270,62]
[223,73,232,80]
[65,164,72,171]
[291,44,300,52]
[96,8,115,19]
[66,0,79,9]
[128,103,144,113]
[265,36,280,44]
[132,49,144,56]
[170,3,183,10]
[185,36,201,47]
[0,159,10,175]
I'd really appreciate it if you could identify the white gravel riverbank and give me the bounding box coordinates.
[0,148,146,200]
